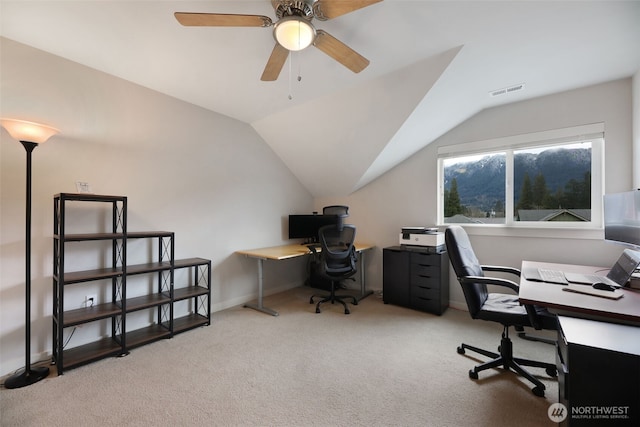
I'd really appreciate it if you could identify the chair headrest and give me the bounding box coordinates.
[322,205,349,218]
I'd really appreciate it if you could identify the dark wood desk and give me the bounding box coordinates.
[519,260,640,325]
[520,261,640,426]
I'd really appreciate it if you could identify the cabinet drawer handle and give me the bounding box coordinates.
[418,285,432,290]
[418,275,431,279]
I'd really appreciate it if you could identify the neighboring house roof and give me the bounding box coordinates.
[517,209,591,222]
[444,209,591,224]
[444,215,485,224]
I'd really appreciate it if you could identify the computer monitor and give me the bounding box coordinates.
[288,214,339,243]
[604,190,640,249]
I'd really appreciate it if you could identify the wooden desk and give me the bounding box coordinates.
[519,260,640,325]
[236,243,374,316]
[521,261,640,425]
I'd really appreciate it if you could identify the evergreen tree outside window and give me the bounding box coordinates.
[513,143,591,221]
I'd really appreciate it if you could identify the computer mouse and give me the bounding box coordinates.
[592,282,616,292]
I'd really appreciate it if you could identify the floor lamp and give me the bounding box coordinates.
[1,118,59,389]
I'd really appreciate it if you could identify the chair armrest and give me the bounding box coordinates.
[307,244,321,254]
[481,265,521,277]
[459,275,520,293]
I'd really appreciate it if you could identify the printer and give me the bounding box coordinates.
[399,227,444,248]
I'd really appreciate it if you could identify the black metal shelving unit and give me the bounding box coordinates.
[52,193,211,374]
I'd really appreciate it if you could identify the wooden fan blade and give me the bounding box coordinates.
[174,12,272,27]
[313,30,369,73]
[313,0,383,20]
[261,43,289,81]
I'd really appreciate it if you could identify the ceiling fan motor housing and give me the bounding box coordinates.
[273,0,314,20]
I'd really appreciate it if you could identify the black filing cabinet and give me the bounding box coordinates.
[556,316,640,426]
[383,246,449,315]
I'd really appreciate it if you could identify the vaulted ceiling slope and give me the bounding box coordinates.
[1,1,639,197]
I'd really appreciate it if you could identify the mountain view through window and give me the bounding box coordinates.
[443,143,592,224]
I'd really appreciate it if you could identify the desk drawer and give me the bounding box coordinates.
[410,296,442,314]
[411,284,440,300]
[411,264,441,280]
[410,252,442,266]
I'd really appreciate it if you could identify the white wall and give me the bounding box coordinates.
[0,38,313,376]
[318,78,634,310]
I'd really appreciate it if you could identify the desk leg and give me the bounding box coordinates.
[244,258,279,316]
[357,250,373,302]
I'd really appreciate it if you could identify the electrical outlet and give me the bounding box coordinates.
[85,295,97,308]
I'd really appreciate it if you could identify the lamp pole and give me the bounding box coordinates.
[4,141,50,388]
[1,118,58,389]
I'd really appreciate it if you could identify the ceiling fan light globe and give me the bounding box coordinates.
[274,16,315,51]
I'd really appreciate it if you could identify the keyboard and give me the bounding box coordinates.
[538,269,568,285]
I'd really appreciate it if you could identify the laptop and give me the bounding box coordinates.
[523,249,640,288]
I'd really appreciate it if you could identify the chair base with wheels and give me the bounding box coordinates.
[310,281,358,314]
[457,325,557,397]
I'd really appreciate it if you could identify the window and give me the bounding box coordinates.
[437,124,604,228]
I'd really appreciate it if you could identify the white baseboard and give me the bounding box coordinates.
[1,351,50,378]
[211,281,302,312]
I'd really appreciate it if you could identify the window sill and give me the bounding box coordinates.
[439,224,604,241]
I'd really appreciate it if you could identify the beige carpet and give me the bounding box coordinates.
[1,287,559,426]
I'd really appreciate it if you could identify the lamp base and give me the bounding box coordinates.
[4,366,50,389]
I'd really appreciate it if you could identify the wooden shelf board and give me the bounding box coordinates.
[55,232,125,241]
[62,337,123,369]
[174,258,210,268]
[125,293,171,312]
[173,286,208,301]
[127,231,174,239]
[174,313,209,334]
[63,303,122,326]
[126,324,171,348]
[59,267,122,284]
[55,193,126,203]
[127,261,173,275]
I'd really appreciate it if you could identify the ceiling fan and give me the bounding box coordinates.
[174,0,382,81]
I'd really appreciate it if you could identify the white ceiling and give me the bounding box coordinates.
[1,1,639,197]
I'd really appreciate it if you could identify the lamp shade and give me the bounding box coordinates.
[1,118,59,144]
[274,16,315,51]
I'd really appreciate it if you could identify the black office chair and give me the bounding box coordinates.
[444,225,558,397]
[323,205,349,228]
[309,224,359,314]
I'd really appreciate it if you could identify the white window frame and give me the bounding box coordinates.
[437,123,605,233]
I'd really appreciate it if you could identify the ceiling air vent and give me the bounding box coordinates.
[490,83,525,97]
